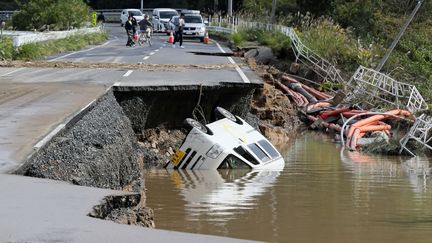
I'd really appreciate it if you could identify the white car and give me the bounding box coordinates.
[120,9,144,27]
[167,13,206,42]
[152,8,178,32]
[165,107,285,170]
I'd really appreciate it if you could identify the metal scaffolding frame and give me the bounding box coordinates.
[400,114,432,156]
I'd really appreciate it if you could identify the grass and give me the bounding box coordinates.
[228,28,292,59]
[1,31,108,61]
[0,37,14,60]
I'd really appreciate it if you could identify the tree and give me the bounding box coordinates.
[12,0,90,31]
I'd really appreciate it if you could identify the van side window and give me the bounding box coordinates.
[257,140,280,158]
[247,143,271,162]
[218,154,251,169]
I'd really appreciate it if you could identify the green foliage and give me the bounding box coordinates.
[0,37,14,60]
[330,0,378,36]
[13,32,107,60]
[12,0,90,31]
[258,31,292,58]
[229,28,292,59]
[230,31,246,47]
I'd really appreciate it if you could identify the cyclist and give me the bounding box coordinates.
[138,14,153,46]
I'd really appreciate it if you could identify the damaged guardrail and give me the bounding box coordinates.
[347,66,428,114]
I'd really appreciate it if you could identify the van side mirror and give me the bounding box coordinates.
[204,20,209,25]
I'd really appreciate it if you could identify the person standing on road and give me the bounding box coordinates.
[97,12,105,24]
[125,15,135,47]
[173,13,185,48]
[97,12,105,29]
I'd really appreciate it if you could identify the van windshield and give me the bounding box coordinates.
[160,11,177,19]
[128,11,142,16]
[184,15,202,23]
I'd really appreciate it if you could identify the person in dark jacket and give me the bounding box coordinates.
[125,15,135,47]
[97,12,105,23]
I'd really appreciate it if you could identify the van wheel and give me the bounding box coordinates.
[184,118,207,133]
[214,107,243,124]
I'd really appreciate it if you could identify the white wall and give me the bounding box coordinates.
[3,27,102,47]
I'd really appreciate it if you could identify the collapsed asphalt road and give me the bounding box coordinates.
[0,23,263,242]
[0,23,261,173]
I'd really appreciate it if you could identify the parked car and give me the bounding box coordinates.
[152,8,178,32]
[120,9,144,27]
[167,10,206,42]
[165,107,285,170]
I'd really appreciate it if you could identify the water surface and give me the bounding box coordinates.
[145,133,432,242]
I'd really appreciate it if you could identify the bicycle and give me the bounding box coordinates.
[137,28,152,47]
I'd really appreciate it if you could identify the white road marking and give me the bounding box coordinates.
[143,56,150,60]
[34,124,65,149]
[149,52,155,55]
[1,67,26,77]
[215,42,250,83]
[49,40,111,62]
[113,82,121,86]
[123,70,133,77]
[155,49,160,52]
[34,98,96,150]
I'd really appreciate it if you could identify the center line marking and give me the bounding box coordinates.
[1,67,26,77]
[123,70,133,77]
[143,56,150,60]
[155,49,159,52]
[149,52,155,55]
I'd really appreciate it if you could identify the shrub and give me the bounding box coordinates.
[12,0,90,31]
[14,32,107,60]
[299,18,384,73]
[0,37,14,60]
[258,31,292,59]
[230,30,247,47]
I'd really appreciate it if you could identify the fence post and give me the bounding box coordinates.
[1,21,5,40]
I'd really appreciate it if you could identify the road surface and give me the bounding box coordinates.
[0,24,262,242]
[0,23,260,173]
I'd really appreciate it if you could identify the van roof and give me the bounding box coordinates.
[205,118,264,150]
[181,10,200,15]
[153,8,177,11]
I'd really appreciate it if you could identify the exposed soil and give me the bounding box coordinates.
[247,58,302,145]
[137,128,186,168]
[0,60,242,71]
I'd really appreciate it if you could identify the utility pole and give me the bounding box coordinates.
[375,0,423,72]
[271,0,277,23]
[228,0,233,16]
[140,0,143,13]
[214,0,219,13]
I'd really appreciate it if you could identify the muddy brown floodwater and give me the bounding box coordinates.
[144,132,432,243]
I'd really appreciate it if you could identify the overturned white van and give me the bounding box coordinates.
[165,107,285,170]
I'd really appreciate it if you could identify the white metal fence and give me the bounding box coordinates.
[208,18,428,113]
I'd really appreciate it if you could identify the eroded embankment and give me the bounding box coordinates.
[15,90,154,227]
[14,81,300,228]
